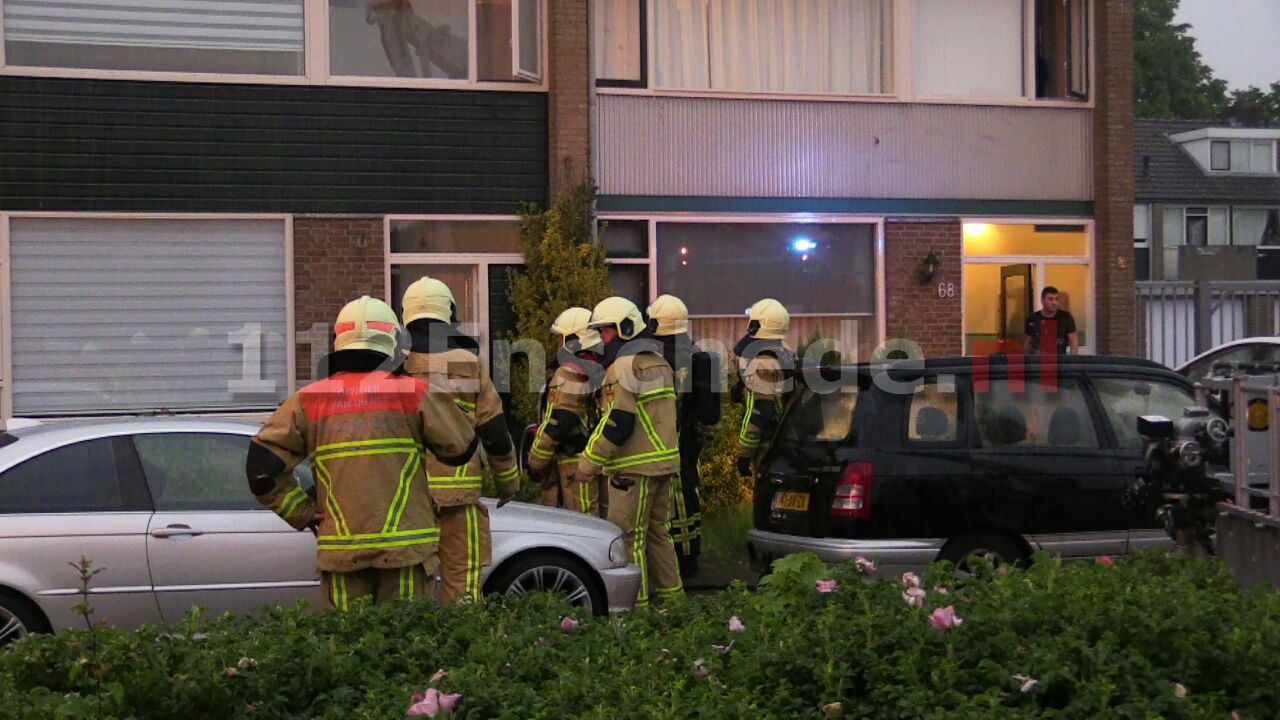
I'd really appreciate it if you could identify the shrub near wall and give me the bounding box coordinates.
[3,552,1278,719]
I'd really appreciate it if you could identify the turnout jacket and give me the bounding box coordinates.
[248,367,477,573]
[529,361,597,474]
[737,352,790,461]
[579,350,680,478]
[402,326,519,506]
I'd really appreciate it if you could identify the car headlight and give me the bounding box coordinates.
[608,535,629,566]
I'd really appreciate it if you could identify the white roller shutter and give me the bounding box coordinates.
[2,0,304,52]
[9,218,289,415]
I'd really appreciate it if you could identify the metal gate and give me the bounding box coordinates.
[1136,281,1280,368]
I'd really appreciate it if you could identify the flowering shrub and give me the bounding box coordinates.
[2,551,1279,718]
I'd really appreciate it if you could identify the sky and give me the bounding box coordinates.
[1174,0,1280,91]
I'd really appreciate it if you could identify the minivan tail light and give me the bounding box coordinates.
[831,462,873,519]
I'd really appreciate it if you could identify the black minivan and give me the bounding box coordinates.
[746,355,1199,575]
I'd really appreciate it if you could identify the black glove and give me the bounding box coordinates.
[736,457,753,477]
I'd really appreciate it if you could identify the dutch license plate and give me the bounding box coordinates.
[772,491,810,512]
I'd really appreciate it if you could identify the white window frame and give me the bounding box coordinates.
[0,212,295,420]
[597,213,887,354]
[959,217,1096,356]
[384,214,525,372]
[0,0,548,91]
[598,0,1095,110]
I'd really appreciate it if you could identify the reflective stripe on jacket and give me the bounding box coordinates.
[529,363,596,474]
[580,351,680,477]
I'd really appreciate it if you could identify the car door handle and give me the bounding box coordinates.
[150,524,204,538]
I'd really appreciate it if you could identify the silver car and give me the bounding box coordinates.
[0,417,640,644]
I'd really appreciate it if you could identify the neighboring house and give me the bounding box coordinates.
[589,0,1135,361]
[0,0,574,418]
[1134,119,1280,282]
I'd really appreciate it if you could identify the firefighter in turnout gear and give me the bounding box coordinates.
[574,297,683,606]
[529,307,605,515]
[734,298,795,477]
[647,294,721,578]
[400,276,520,605]
[246,295,477,609]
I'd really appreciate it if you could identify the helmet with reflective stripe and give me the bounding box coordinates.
[588,296,645,340]
[646,294,689,336]
[334,295,401,356]
[747,298,789,340]
[401,276,456,325]
[551,307,602,352]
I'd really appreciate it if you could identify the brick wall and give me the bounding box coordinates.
[1093,0,1136,355]
[548,0,590,196]
[293,216,386,384]
[885,219,963,358]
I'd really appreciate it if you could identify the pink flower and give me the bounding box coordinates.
[933,586,949,595]
[852,557,876,574]
[560,616,579,633]
[902,587,927,608]
[901,572,920,589]
[728,616,745,632]
[1098,555,1115,567]
[929,605,964,631]
[815,579,840,594]
[406,688,461,718]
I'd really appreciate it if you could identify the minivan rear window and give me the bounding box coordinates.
[777,386,860,445]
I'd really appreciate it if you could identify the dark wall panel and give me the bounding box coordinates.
[0,76,547,214]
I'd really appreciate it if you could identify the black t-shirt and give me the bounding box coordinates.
[1025,310,1076,354]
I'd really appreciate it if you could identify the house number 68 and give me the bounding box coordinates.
[937,282,956,298]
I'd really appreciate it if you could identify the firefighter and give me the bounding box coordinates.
[734,298,795,477]
[246,295,477,609]
[528,307,605,516]
[647,294,721,578]
[574,297,683,607]
[400,276,520,606]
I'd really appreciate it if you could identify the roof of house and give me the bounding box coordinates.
[1135,119,1280,204]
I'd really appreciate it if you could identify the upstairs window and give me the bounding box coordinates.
[1210,141,1231,171]
[650,0,893,95]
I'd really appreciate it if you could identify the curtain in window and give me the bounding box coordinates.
[1234,209,1275,246]
[912,0,1023,98]
[654,0,886,94]
[3,0,304,52]
[593,0,643,81]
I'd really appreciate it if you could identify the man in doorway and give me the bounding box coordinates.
[1024,286,1079,355]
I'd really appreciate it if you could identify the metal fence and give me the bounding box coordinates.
[1136,281,1280,368]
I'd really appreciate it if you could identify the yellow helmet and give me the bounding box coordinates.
[747,298,790,340]
[646,294,689,336]
[334,295,401,356]
[589,296,645,340]
[551,307,601,351]
[401,276,456,325]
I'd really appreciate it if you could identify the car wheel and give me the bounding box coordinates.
[487,552,607,616]
[0,589,47,646]
[940,532,1029,575]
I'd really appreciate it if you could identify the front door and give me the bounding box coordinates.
[1000,264,1033,345]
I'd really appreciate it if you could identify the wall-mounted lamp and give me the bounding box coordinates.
[920,250,941,284]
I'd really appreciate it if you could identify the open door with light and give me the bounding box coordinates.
[1000,264,1033,350]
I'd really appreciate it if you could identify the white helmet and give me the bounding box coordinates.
[646,294,689,337]
[551,307,602,352]
[589,296,645,340]
[334,295,401,357]
[401,276,456,325]
[747,298,790,340]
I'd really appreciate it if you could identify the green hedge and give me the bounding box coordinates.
[3,552,1278,719]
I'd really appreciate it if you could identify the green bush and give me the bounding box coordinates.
[6,551,1277,719]
[505,182,613,428]
[697,387,750,515]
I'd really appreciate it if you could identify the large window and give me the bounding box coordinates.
[7,217,289,415]
[1205,140,1278,174]
[1234,209,1280,247]
[1,0,305,75]
[651,0,892,95]
[0,0,544,86]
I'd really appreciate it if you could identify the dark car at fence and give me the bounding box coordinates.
[747,356,1200,576]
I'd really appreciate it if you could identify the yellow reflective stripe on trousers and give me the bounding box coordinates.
[580,480,591,514]
[633,476,650,606]
[312,462,351,536]
[670,480,690,553]
[381,450,422,534]
[278,486,308,520]
[400,566,415,600]
[602,447,679,472]
[466,505,481,602]
[317,528,441,551]
[329,572,348,611]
